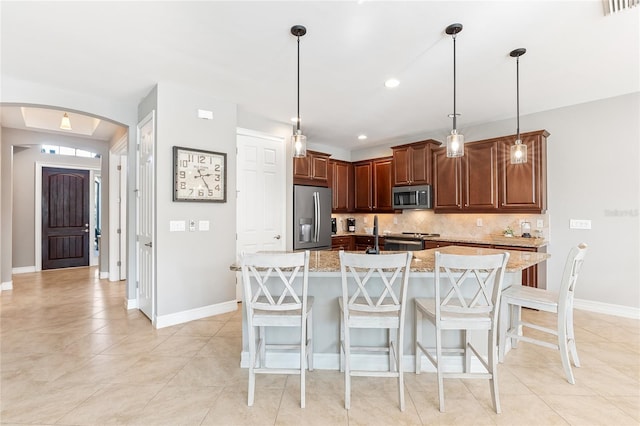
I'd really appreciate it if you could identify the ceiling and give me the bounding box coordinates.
[1,1,638,149]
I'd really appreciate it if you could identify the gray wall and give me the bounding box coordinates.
[5,128,105,269]
[350,93,640,309]
[153,81,238,316]
[477,93,639,308]
[0,77,137,292]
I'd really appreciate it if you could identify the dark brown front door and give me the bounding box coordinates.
[42,167,90,270]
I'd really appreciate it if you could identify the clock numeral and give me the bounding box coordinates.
[198,155,206,163]
[214,164,221,172]
[214,174,220,182]
[188,189,194,195]
[198,189,205,197]
[179,171,186,179]
[208,190,214,196]
[180,182,186,189]
[215,184,221,191]
[180,160,189,168]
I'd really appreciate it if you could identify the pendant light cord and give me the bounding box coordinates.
[516,55,520,141]
[452,33,457,132]
[296,34,301,133]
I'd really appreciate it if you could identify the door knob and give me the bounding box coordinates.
[274,235,281,240]
[144,242,153,248]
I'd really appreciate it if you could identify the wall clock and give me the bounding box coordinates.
[173,146,227,202]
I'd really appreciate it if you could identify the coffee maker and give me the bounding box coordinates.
[346,218,356,232]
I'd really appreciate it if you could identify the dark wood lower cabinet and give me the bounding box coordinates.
[494,245,546,288]
[331,235,354,251]
[425,240,546,288]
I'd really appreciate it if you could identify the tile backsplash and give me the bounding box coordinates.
[333,210,549,240]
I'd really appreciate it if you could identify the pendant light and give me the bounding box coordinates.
[291,25,307,158]
[445,23,464,158]
[510,48,527,164]
[60,113,72,130]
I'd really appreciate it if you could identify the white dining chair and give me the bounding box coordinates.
[338,250,413,411]
[415,251,510,413]
[499,243,588,385]
[240,250,313,408]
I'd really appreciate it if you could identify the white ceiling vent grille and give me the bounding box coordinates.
[603,0,639,15]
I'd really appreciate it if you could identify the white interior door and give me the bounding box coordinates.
[236,130,286,299]
[136,111,155,321]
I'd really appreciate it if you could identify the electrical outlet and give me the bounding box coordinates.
[476,218,483,227]
[537,219,544,228]
[363,217,368,224]
[570,219,591,230]
[393,216,398,225]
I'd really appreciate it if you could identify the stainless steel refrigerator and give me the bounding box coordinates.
[293,185,332,251]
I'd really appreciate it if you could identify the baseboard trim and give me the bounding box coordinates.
[574,298,640,319]
[1,280,13,291]
[12,266,36,274]
[154,300,238,329]
[99,271,109,279]
[125,298,138,310]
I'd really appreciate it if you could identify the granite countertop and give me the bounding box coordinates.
[332,232,546,248]
[231,246,549,273]
[423,235,547,248]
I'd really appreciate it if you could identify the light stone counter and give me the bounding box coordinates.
[303,246,549,273]
[233,246,549,372]
[231,246,549,273]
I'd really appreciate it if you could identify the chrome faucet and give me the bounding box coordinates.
[366,215,380,254]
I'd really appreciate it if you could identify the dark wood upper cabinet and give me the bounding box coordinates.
[464,141,499,211]
[433,130,548,214]
[328,159,354,213]
[354,161,373,211]
[293,150,331,187]
[373,157,394,212]
[498,130,548,212]
[354,157,394,212]
[392,140,441,186]
[433,149,463,211]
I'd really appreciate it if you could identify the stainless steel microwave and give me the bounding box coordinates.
[392,184,433,210]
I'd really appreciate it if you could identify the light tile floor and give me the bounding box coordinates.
[1,267,639,425]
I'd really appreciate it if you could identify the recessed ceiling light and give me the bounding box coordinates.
[358,134,368,140]
[384,78,400,88]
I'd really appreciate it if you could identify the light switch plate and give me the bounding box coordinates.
[199,220,210,231]
[170,220,186,232]
[476,218,483,227]
[537,219,544,228]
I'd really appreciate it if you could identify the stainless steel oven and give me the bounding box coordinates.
[383,232,440,251]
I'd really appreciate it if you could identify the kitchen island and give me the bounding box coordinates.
[231,246,549,372]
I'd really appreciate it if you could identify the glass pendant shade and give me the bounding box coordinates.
[292,130,307,158]
[446,130,464,158]
[510,139,527,164]
[445,23,464,158]
[291,25,307,158]
[510,47,527,164]
[60,113,72,130]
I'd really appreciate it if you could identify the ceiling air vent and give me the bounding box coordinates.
[603,0,639,14]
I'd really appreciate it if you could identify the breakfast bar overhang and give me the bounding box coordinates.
[231,246,550,372]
